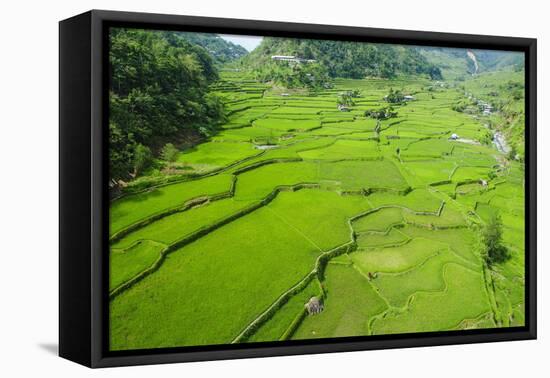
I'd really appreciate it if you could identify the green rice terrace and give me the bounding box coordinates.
[108,30,525,350]
[109,73,524,350]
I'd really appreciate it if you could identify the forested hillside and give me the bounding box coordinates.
[419,47,524,79]
[241,37,443,88]
[163,32,248,63]
[109,29,227,182]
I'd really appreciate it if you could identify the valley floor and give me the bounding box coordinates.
[108,73,525,350]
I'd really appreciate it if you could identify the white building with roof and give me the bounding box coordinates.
[271,55,316,63]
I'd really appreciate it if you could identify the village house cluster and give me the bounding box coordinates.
[465,91,493,116]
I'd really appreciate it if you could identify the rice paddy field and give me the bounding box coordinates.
[109,72,525,350]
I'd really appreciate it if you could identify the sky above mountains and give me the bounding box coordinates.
[220,34,263,51]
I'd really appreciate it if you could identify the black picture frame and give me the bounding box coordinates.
[59,9,537,368]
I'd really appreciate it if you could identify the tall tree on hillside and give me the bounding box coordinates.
[482,212,509,266]
[161,143,179,162]
[133,144,153,176]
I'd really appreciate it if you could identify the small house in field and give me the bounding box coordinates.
[480,179,488,187]
[450,133,459,140]
[403,95,415,101]
[281,93,290,97]
[338,104,350,112]
[305,297,324,315]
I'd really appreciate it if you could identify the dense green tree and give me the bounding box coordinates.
[133,144,153,175]
[482,212,509,266]
[160,143,179,162]
[109,122,135,183]
[337,92,355,107]
[365,106,397,120]
[385,88,405,103]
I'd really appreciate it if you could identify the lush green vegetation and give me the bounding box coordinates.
[244,37,443,81]
[108,29,525,350]
[168,32,248,63]
[109,28,227,183]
